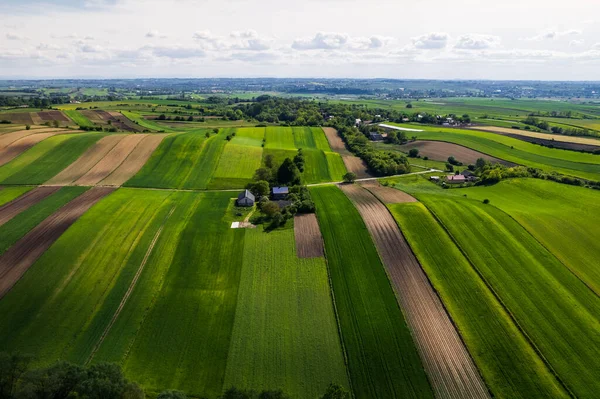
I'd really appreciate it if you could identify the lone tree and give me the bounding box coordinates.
[320,383,350,399]
[343,172,357,184]
[277,158,301,186]
[408,148,419,158]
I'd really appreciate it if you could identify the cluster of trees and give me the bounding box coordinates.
[0,352,349,399]
[335,124,411,176]
[254,186,316,229]
[157,114,202,122]
[521,116,598,138]
[522,116,550,131]
[0,96,68,108]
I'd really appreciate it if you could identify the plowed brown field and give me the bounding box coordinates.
[360,180,417,204]
[323,127,372,179]
[74,135,146,186]
[0,187,115,299]
[99,134,165,186]
[0,127,59,149]
[341,184,490,399]
[399,141,515,166]
[46,135,126,185]
[0,130,76,167]
[0,186,61,227]
[294,213,325,258]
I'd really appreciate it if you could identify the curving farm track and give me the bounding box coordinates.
[340,184,490,399]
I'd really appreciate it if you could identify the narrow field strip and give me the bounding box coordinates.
[0,187,115,299]
[0,130,77,167]
[0,186,61,227]
[0,127,60,149]
[86,205,177,364]
[46,135,126,185]
[389,202,569,398]
[340,184,490,399]
[311,186,434,399]
[224,226,349,398]
[420,195,600,398]
[75,134,146,186]
[294,214,325,258]
[322,127,371,179]
[100,135,167,186]
[0,186,33,206]
[360,180,417,204]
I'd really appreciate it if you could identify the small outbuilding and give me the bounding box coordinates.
[445,175,467,184]
[236,190,255,207]
[272,186,289,200]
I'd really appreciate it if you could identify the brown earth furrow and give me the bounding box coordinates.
[0,187,115,300]
[74,135,146,186]
[0,186,61,227]
[294,213,325,258]
[360,180,417,204]
[0,127,61,149]
[396,141,515,167]
[0,132,65,166]
[99,134,165,186]
[340,184,490,399]
[46,135,126,185]
[323,127,372,179]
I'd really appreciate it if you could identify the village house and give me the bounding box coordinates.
[236,190,255,207]
[460,170,479,182]
[445,175,467,184]
[272,186,289,200]
[369,132,387,141]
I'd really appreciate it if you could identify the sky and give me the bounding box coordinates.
[0,0,599,80]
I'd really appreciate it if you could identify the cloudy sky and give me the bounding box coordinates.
[1,0,599,80]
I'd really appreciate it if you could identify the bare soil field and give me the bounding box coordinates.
[0,130,76,167]
[472,126,600,152]
[340,184,490,399]
[294,213,325,258]
[0,113,34,125]
[38,111,71,123]
[74,135,147,186]
[0,187,115,299]
[399,140,515,166]
[100,134,165,186]
[323,127,372,179]
[82,110,141,132]
[0,127,60,149]
[46,135,126,186]
[360,181,417,204]
[0,186,61,227]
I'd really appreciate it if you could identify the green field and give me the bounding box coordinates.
[387,123,600,180]
[64,110,95,128]
[0,133,106,184]
[223,226,349,398]
[266,126,296,149]
[0,187,88,255]
[417,193,600,398]
[125,130,216,189]
[121,111,176,132]
[389,202,568,398]
[311,185,433,399]
[0,186,32,206]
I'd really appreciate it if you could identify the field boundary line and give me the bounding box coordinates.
[85,204,177,365]
[310,206,356,398]
[98,134,148,185]
[359,184,493,398]
[424,202,576,399]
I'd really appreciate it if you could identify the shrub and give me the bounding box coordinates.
[483,199,490,204]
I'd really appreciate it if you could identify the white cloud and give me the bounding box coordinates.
[524,29,582,41]
[145,30,160,38]
[454,34,500,50]
[292,32,348,50]
[151,46,205,59]
[6,33,26,41]
[569,39,584,47]
[412,32,448,49]
[229,30,271,51]
[592,43,600,50]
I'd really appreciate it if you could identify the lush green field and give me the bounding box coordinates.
[265,126,296,149]
[418,193,600,398]
[389,202,568,399]
[455,179,600,295]
[0,190,246,398]
[0,186,32,206]
[0,133,105,184]
[209,128,264,189]
[125,130,215,188]
[224,226,349,398]
[64,110,95,128]
[0,187,88,255]
[121,111,176,132]
[311,186,434,399]
[388,123,600,180]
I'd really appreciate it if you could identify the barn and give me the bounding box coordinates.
[236,190,255,207]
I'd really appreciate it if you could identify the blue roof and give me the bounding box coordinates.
[272,187,289,194]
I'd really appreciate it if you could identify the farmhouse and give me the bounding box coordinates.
[445,175,467,184]
[369,132,386,141]
[460,170,479,182]
[272,186,289,200]
[236,190,255,207]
